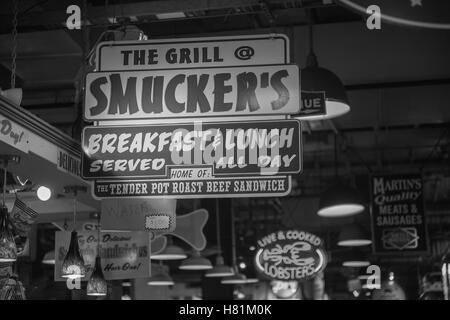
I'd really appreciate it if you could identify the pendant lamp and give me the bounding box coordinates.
[338,223,372,247]
[42,250,55,265]
[442,250,450,300]
[61,186,86,279]
[148,263,174,286]
[206,199,234,277]
[87,256,107,296]
[221,199,253,285]
[317,134,364,217]
[179,250,212,271]
[221,266,248,285]
[0,155,19,263]
[295,11,350,121]
[151,236,187,260]
[87,216,107,296]
[342,249,371,268]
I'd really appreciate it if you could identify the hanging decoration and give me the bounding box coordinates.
[0,155,20,263]
[87,214,107,296]
[61,186,86,279]
[0,274,26,300]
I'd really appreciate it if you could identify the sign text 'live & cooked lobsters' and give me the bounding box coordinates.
[255,230,327,281]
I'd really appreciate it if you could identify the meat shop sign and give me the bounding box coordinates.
[255,230,327,281]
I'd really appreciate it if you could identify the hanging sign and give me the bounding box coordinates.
[96,34,290,71]
[83,64,300,121]
[255,230,327,281]
[0,115,29,153]
[54,231,150,281]
[298,91,326,117]
[370,173,428,254]
[81,119,301,179]
[101,198,176,233]
[93,176,291,199]
[57,148,81,178]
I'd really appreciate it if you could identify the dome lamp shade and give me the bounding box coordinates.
[151,242,187,261]
[297,65,350,121]
[338,223,372,247]
[205,255,235,277]
[42,250,55,265]
[147,265,174,286]
[342,249,371,268]
[317,182,365,217]
[179,251,212,271]
[221,267,248,285]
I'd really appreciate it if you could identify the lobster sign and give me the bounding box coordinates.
[255,230,327,281]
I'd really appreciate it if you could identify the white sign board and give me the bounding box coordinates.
[96,34,289,71]
[84,64,300,121]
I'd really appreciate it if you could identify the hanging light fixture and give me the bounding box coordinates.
[179,250,212,271]
[206,199,234,277]
[317,134,364,217]
[151,236,187,260]
[318,183,365,217]
[295,10,350,121]
[61,186,86,279]
[342,249,371,268]
[442,250,450,300]
[147,263,174,286]
[87,256,107,296]
[36,186,52,201]
[0,155,19,263]
[221,199,253,285]
[221,266,248,285]
[42,250,55,265]
[338,223,372,247]
[87,215,107,296]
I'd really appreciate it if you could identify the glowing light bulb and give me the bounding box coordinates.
[37,186,51,201]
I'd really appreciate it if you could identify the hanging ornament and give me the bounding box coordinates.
[0,156,20,263]
[61,230,85,279]
[0,274,26,300]
[61,186,87,279]
[0,205,17,263]
[87,256,107,296]
[87,215,107,296]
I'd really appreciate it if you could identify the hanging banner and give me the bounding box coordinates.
[101,198,176,233]
[83,64,300,121]
[370,173,428,254]
[54,231,150,281]
[96,34,290,71]
[255,230,327,281]
[81,119,301,179]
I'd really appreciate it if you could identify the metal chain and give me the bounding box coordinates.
[11,0,19,89]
